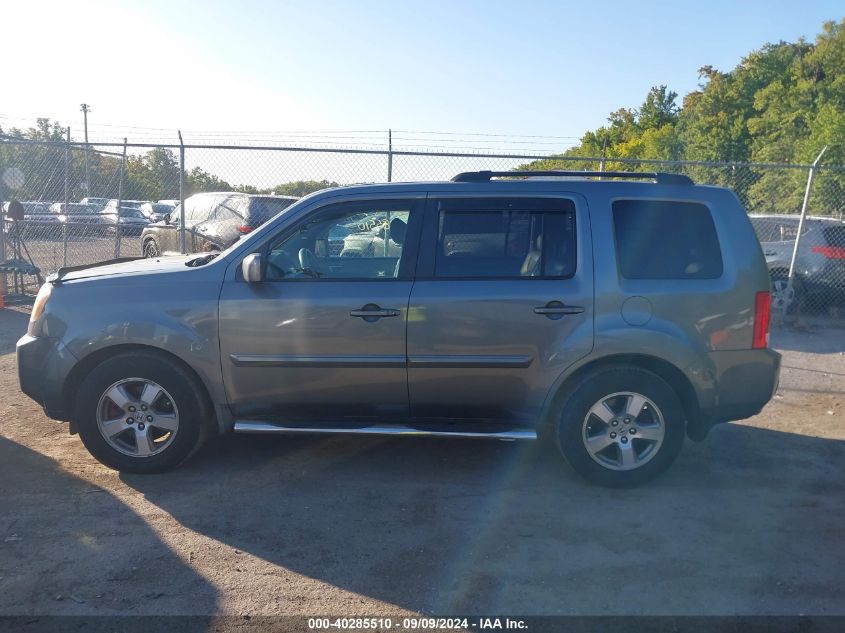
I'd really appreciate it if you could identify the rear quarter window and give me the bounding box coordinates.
[612,199,723,280]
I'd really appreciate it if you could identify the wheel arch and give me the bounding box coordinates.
[63,344,218,436]
[541,353,701,436]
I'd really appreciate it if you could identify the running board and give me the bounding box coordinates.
[233,420,537,441]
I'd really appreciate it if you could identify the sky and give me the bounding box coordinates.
[0,0,843,156]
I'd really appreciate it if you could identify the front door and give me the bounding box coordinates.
[219,197,423,420]
[407,194,594,425]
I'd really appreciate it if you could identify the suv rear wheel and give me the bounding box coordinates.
[555,367,685,487]
[75,352,209,473]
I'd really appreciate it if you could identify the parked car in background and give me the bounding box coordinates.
[141,192,298,257]
[750,214,845,309]
[103,199,147,212]
[80,197,110,210]
[3,201,62,238]
[139,202,175,223]
[49,202,111,236]
[98,205,150,236]
[158,199,180,207]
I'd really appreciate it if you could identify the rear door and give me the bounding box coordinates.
[406,194,594,425]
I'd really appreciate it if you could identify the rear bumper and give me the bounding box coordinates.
[16,334,77,421]
[688,348,781,440]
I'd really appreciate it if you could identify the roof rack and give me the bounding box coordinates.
[451,170,694,186]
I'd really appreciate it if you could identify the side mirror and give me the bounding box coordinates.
[242,253,264,283]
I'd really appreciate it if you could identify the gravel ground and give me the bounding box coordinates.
[0,305,843,617]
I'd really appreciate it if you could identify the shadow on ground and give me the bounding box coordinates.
[121,424,845,615]
[0,310,29,356]
[0,436,218,615]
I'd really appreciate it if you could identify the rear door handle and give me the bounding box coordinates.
[534,302,585,318]
[350,304,401,320]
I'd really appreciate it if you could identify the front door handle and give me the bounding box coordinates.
[534,301,585,319]
[350,304,401,321]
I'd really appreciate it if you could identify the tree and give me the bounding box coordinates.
[638,86,679,130]
[272,180,339,196]
[186,167,232,195]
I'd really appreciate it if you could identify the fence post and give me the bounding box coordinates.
[63,128,70,267]
[785,145,828,319]
[178,131,186,254]
[114,138,127,259]
[0,200,6,299]
[387,129,393,183]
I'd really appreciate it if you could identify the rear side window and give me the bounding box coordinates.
[248,197,297,224]
[822,226,845,248]
[613,200,723,279]
[212,196,245,221]
[434,198,576,278]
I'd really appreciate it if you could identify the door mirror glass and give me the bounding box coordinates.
[242,253,264,283]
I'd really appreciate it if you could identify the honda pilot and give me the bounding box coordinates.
[17,171,781,486]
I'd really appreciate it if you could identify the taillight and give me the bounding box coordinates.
[238,225,253,234]
[811,245,845,259]
[752,291,771,349]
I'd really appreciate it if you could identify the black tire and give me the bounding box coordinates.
[554,366,685,487]
[143,238,160,258]
[74,351,211,473]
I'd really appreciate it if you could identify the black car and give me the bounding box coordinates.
[141,192,298,257]
[49,202,111,236]
[99,205,150,236]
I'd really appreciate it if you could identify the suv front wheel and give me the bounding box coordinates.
[75,352,209,473]
[555,366,685,487]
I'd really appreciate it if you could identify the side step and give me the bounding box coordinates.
[233,420,537,441]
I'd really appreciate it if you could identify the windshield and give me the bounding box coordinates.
[24,203,52,214]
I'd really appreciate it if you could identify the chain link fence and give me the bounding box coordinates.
[2,137,844,324]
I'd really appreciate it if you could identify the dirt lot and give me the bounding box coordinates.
[0,305,843,617]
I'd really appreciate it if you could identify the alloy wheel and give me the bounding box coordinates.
[96,378,179,457]
[581,391,665,471]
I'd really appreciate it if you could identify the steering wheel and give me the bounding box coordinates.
[298,247,322,277]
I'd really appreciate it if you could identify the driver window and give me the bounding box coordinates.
[266,203,413,280]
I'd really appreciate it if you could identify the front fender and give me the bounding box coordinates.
[44,272,229,430]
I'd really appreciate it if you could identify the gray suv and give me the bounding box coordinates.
[17,171,780,486]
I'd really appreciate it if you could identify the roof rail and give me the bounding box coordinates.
[451,170,694,186]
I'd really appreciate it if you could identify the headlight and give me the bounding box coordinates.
[30,283,53,323]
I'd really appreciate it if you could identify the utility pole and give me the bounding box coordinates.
[599,135,608,174]
[80,103,91,197]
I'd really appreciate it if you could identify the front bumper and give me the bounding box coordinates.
[16,334,77,421]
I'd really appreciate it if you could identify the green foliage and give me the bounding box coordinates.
[520,19,845,215]
[272,180,339,196]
